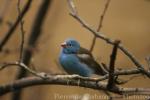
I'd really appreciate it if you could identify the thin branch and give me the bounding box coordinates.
[0,0,32,51]
[107,40,120,89]
[0,75,150,96]
[1,62,146,86]
[13,0,52,100]
[15,0,52,80]
[0,62,108,82]
[115,68,140,75]
[0,62,46,79]
[67,0,78,15]
[101,63,142,76]
[67,0,150,78]
[0,61,143,87]
[90,36,96,52]
[97,0,111,32]
[90,0,111,52]
[17,0,25,63]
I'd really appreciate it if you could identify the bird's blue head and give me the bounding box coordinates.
[61,39,80,54]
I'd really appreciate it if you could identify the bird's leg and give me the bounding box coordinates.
[37,72,49,79]
[67,79,70,85]
[77,78,80,86]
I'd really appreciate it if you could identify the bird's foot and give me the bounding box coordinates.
[37,72,49,79]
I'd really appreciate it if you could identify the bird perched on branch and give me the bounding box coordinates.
[59,38,107,77]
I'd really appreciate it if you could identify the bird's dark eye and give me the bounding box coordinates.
[68,44,72,47]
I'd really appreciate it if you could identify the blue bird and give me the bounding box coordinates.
[59,38,107,77]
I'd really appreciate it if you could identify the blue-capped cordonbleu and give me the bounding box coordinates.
[59,38,107,77]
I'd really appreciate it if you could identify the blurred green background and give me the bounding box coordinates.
[0,0,150,100]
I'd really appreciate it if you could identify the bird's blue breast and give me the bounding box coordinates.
[59,52,94,77]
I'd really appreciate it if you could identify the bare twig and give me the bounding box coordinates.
[0,0,32,51]
[107,40,120,89]
[115,68,140,75]
[97,0,111,32]
[0,75,150,96]
[0,62,108,82]
[90,0,111,52]
[67,0,78,15]
[17,0,25,62]
[90,36,97,52]
[13,0,52,100]
[67,0,150,78]
[0,61,145,81]
[15,0,52,80]
[0,62,46,79]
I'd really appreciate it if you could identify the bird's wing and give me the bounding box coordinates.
[78,47,93,58]
[77,48,107,75]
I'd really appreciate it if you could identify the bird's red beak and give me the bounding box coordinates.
[61,42,67,48]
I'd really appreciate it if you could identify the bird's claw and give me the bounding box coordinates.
[37,72,49,79]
